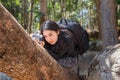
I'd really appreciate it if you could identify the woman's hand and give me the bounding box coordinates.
[34,39,45,47]
[39,41,45,47]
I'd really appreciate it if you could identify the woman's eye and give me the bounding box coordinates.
[49,33,53,37]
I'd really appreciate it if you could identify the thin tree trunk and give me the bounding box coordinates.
[88,7,91,29]
[81,0,84,26]
[51,0,56,20]
[0,3,79,80]
[95,0,101,39]
[60,0,66,18]
[60,0,63,18]
[40,0,47,26]
[23,0,28,30]
[28,0,33,34]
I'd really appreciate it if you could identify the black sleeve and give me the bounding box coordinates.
[46,49,60,60]
[58,36,78,57]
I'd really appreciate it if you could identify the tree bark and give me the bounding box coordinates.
[28,0,33,34]
[100,0,118,48]
[40,0,47,26]
[0,3,79,80]
[95,0,101,39]
[88,44,120,80]
[22,0,29,30]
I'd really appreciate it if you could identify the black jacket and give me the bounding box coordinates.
[44,30,78,60]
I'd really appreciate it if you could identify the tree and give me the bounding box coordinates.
[22,0,29,30]
[60,0,66,18]
[0,3,79,80]
[28,0,34,33]
[95,0,101,39]
[99,0,118,48]
[40,0,47,25]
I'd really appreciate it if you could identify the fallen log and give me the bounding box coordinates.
[0,3,79,80]
[88,44,120,80]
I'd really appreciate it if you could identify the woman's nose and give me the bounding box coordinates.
[47,37,51,42]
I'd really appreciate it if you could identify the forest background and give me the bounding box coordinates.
[0,0,120,50]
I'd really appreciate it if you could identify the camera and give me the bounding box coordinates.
[31,33,44,41]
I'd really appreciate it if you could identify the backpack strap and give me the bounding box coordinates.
[59,19,68,25]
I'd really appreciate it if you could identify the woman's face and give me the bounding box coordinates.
[43,30,59,45]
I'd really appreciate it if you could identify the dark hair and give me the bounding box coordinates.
[40,20,60,35]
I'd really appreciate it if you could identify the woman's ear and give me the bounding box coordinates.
[57,30,60,35]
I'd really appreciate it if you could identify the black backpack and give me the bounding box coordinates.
[57,19,89,55]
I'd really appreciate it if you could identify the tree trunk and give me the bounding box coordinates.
[23,0,29,30]
[100,0,118,48]
[95,0,101,39]
[28,0,33,34]
[88,44,120,80]
[40,0,47,26]
[60,0,66,18]
[0,3,79,80]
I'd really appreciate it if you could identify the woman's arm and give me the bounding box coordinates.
[46,49,60,60]
[58,35,78,58]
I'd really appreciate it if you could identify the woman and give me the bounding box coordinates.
[40,20,79,72]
